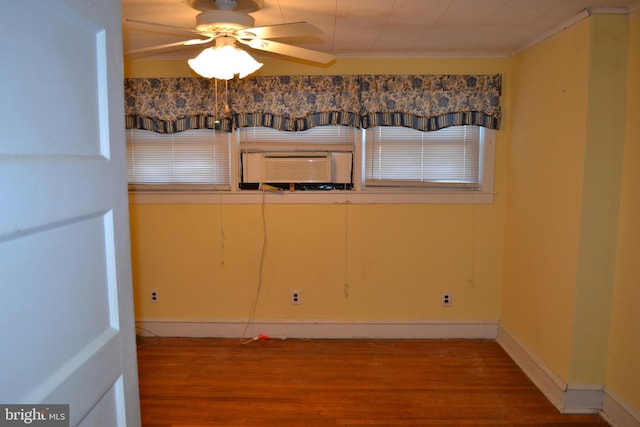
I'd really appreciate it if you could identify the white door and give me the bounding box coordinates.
[0,0,140,425]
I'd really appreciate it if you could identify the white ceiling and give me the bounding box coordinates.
[122,0,639,60]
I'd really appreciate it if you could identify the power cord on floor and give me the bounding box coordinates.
[135,326,162,349]
[241,333,287,345]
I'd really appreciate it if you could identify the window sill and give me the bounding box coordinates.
[128,189,495,205]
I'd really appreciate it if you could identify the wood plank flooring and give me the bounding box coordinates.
[136,337,610,426]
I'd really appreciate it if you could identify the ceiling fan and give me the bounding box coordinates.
[124,0,336,65]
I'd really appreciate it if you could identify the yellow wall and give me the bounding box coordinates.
[502,18,591,382]
[127,57,510,323]
[130,203,504,321]
[569,14,628,385]
[504,12,632,389]
[606,7,640,412]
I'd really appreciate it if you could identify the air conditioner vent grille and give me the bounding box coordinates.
[262,153,331,183]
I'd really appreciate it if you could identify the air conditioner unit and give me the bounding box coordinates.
[242,152,352,185]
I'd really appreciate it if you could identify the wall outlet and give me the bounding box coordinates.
[442,292,452,307]
[151,290,159,303]
[290,290,301,305]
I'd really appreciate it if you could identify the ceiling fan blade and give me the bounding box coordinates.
[124,18,202,36]
[238,39,336,64]
[237,22,322,40]
[125,37,214,56]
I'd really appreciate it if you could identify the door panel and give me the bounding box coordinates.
[78,378,125,427]
[0,0,140,425]
[1,1,105,157]
[0,158,111,239]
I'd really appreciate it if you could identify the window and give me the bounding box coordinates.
[364,126,482,189]
[238,125,357,151]
[237,126,357,191]
[127,125,495,204]
[127,129,231,190]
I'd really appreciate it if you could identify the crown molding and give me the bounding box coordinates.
[335,51,510,59]
[511,10,590,56]
[587,6,632,14]
[511,6,634,57]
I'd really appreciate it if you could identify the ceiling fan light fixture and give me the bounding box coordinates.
[188,42,263,80]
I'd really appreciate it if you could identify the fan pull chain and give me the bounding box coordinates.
[214,78,221,130]
[224,79,230,115]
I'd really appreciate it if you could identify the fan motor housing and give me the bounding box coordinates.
[186,0,264,13]
[196,10,255,32]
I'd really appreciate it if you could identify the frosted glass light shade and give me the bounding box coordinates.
[188,45,263,80]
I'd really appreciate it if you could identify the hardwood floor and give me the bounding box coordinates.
[136,337,609,426]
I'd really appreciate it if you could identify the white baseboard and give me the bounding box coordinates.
[135,318,499,340]
[564,385,605,414]
[496,324,568,411]
[496,324,604,414]
[602,389,640,427]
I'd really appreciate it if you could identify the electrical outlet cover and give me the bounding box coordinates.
[442,292,452,307]
[290,290,301,305]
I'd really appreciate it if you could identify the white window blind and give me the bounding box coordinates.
[364,125,482,189]
[238,126,357,152]
[127,129,230,190]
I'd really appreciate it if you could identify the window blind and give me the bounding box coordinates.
[238,126,357,152]
[364,126,481,188]
[127,129,230,190]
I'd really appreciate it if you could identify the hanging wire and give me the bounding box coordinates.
[240,186,269,344]
[468,201,477,287]
[344,197,350,299]
[219,203,225,267]
[343,127,351,299]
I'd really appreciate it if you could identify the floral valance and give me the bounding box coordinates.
[230,75,361,131]
[359,75,501,131]
[124,78,234,133]
[124,74,501,134]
